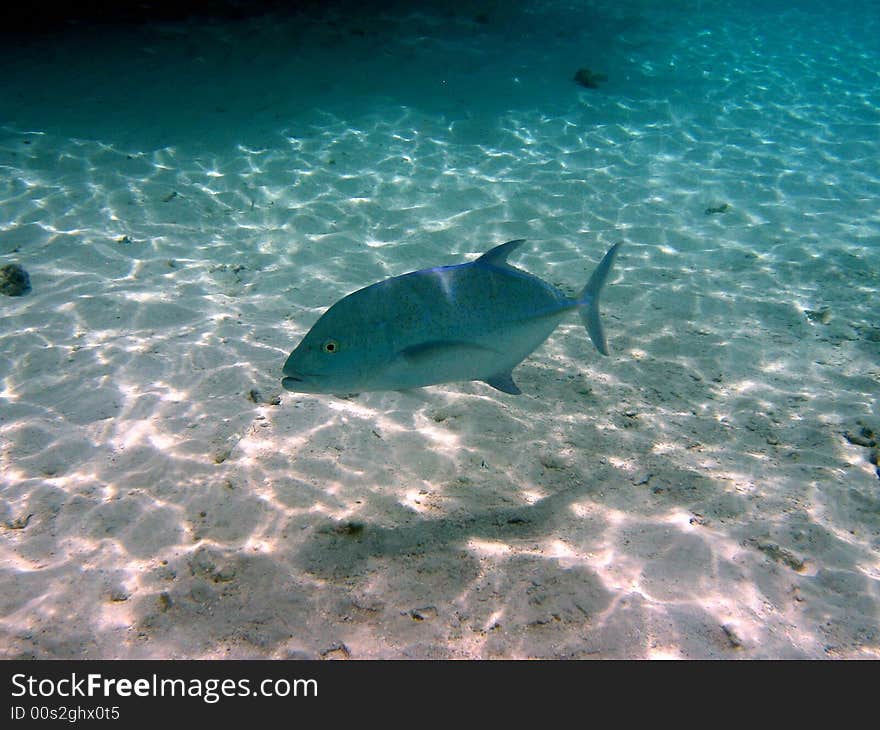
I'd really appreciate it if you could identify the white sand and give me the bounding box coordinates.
[1,1,879,658]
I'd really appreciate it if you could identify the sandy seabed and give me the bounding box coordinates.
[1,1,879,658]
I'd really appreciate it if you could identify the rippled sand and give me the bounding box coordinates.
[1,1,878,658]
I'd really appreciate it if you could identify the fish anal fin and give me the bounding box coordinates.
[484,371,521,395]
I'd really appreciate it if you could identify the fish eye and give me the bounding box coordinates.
[322,339,339,354]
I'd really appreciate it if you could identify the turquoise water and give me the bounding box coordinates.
[0,1,878,658]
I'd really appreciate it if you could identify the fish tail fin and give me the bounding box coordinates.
[577,242,623,356]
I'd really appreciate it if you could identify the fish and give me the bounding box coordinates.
[281,239,622,395]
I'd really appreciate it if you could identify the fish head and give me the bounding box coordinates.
[281,294,386,394]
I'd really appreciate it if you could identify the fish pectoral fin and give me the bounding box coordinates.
[399,340,498,364]
[484,371,521,395]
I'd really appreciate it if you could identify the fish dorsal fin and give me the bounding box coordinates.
[476,239,526,268]
[400,340,497,364]
[484,371,522,395]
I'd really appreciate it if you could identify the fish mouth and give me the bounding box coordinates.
[281,371,322,392]
[281,375,310,391]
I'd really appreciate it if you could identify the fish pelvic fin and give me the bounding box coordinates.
[577,242,623,356]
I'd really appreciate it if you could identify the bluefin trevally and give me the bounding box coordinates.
[281,239,622,395]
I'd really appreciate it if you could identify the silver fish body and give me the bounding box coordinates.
[282,239,622,395]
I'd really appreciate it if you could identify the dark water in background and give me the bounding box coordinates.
[2,1,873,147]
